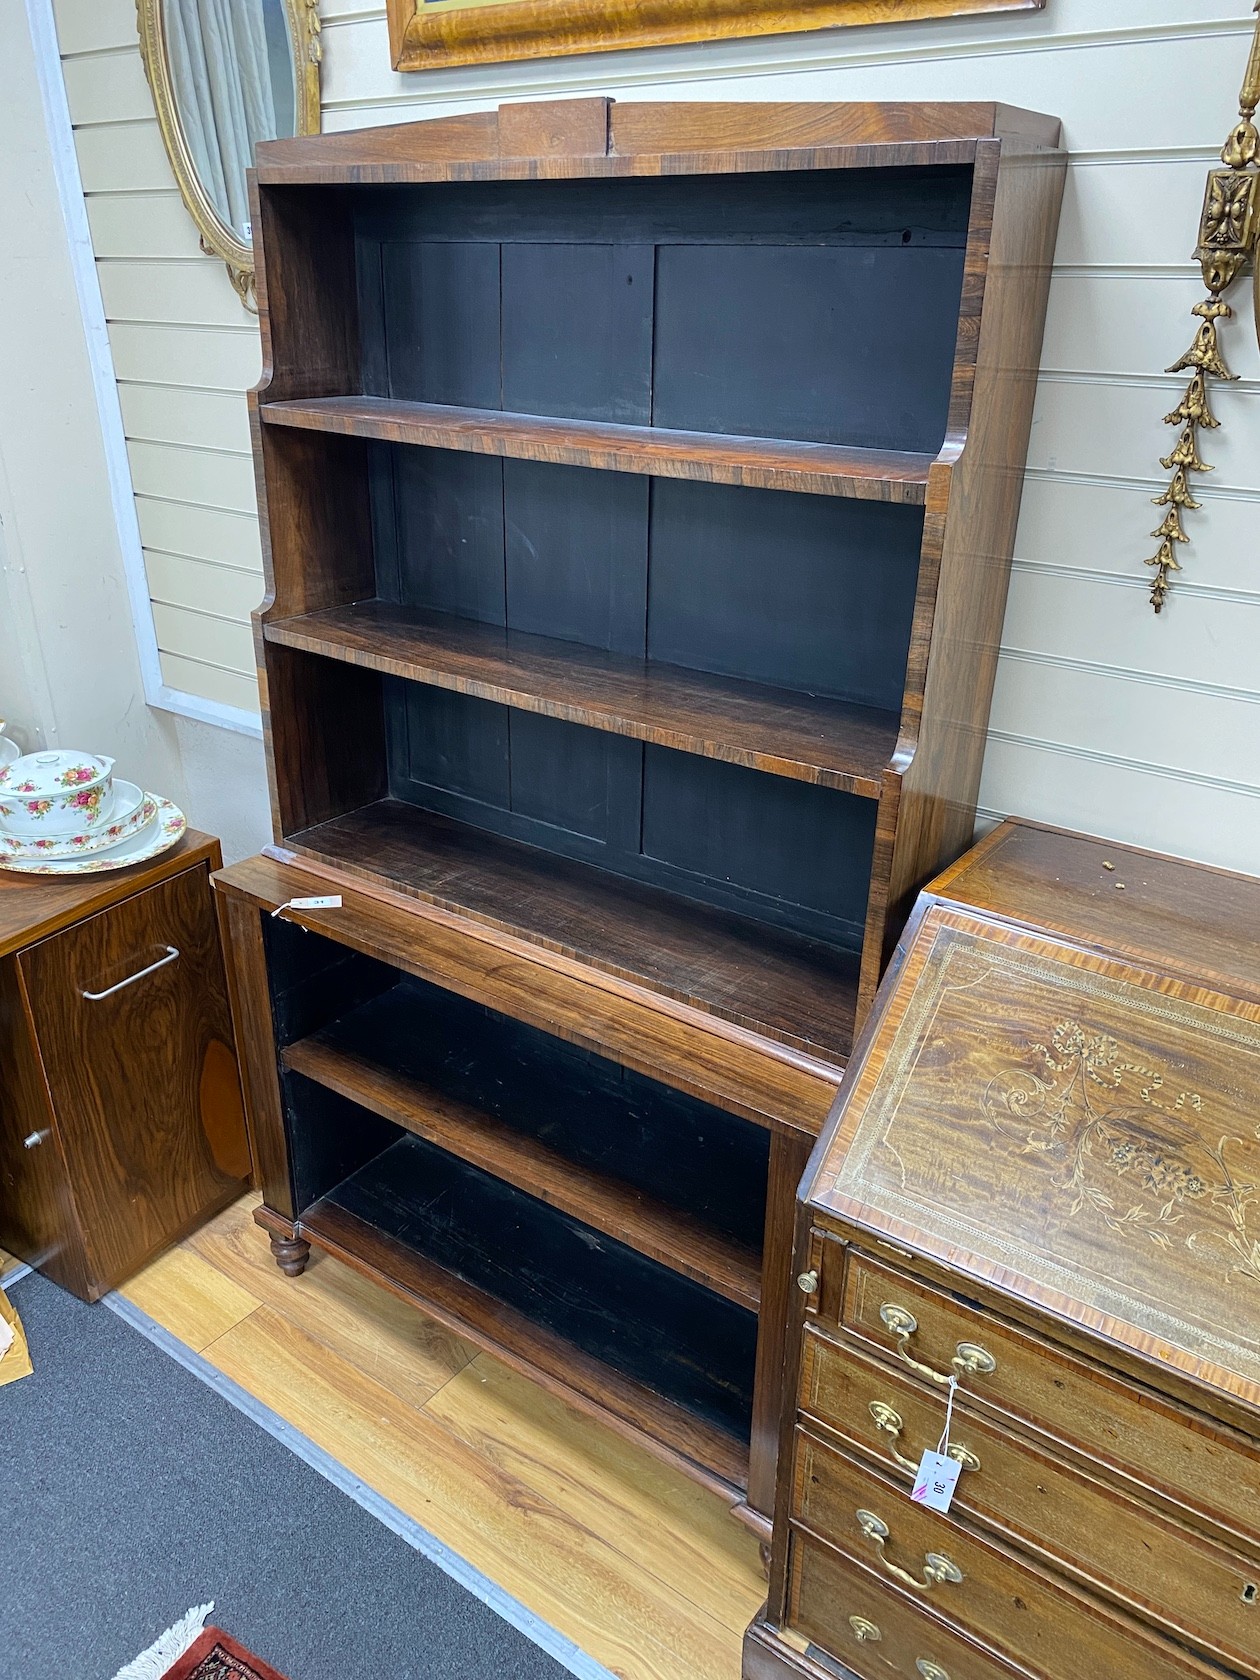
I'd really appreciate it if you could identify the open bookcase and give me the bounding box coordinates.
[214,97,1064,1536]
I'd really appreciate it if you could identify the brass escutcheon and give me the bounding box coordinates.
[847,1615,881,1643]
[916,1662,951,1680]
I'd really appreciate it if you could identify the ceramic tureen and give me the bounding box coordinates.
[0,748,115,837]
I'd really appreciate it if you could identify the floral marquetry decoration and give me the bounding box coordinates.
[1143,3,1260,612]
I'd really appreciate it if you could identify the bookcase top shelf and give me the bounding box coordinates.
[263,602,902,796]
[260,398,940,504]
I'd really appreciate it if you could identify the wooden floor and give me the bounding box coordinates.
[118,1194,764,1680]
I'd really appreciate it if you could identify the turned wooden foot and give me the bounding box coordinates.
[269,1231,311,1277]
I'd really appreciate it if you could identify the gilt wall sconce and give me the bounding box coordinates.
[1144,2,1260,612]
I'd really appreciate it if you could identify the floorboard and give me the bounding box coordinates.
[118,1195,763,1680]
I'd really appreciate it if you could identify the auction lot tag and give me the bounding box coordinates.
[912,1449,962,1513]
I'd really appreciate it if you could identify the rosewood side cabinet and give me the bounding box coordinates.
[213,97,1064,1539]
[0,833,250,1301]
[752,819,1260,1680]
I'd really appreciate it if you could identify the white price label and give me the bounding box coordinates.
[271,895,343,917]
[912,1449,962,1514]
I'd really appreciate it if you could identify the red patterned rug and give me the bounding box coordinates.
[161,1628,292,1680]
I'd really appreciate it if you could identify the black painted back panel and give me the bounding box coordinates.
[351,161,964,958]
[313,974,771,1249]
[330,1132,758,1439]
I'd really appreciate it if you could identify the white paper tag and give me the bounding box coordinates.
[271,895,342,916]
[912,1449,962,1513]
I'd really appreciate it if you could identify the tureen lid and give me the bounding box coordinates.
[0,749,112,797]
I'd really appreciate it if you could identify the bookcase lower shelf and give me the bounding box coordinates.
[215,847,838,1529]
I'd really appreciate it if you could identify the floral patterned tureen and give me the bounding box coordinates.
[0,748,115,837]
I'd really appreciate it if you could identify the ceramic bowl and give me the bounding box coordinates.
[0,781,153,859]
[0,748,115,837]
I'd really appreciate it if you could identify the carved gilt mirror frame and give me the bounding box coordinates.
[136,0,323,307]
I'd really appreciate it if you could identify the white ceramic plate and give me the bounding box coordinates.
[0,780,153,860]
[0,796,186,875]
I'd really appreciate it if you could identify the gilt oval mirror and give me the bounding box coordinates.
[137,0,322,307]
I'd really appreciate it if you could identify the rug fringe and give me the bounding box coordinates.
[110,1602,214,1680]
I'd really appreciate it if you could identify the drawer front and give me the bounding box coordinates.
[794,1427,1221,1680]
[802,1327,1260,1672]
[788,1529,1025,1680]
[833,1242,1260,1554]
[20,863,249,1294]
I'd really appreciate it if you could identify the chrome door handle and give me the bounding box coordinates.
[82,945,179,1001]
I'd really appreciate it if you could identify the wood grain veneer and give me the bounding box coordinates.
[752,820,1260,1680]
[260,398,936,503]
[231,100,1064,1532]
[262,602,901,795]
[0,838,249,1300]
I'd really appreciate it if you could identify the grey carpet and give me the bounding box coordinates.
[0,1271,571,1680]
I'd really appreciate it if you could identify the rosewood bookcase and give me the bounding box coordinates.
[214,97,1064,1539]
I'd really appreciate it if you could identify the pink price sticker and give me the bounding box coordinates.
[911,1449,962,1514]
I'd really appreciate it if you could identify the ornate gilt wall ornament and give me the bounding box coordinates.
[1144,2,1260,611]
[136,0,322,309]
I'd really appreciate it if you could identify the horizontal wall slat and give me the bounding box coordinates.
[61,46,150,123]
[120,383,252,454]
[1027,373,1260,486]
[151,600,256,673]
[53,0,139,56]
[73,119,172,194]
[99,257,252,330]
[989,655,1260,788]
[1011,476,1260,598]
[159,651,261,713]
[135,496,263,570]
[1042,271,1260,384]
[108,322,262,390]
[127,439,258,514]
[86,190,205,260]
[146,550,264,621]
[1001,566,1260,693]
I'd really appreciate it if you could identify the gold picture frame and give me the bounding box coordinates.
[136,0,323,307]
[387,0,1045,74]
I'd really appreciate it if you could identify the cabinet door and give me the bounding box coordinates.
[20,861,249,1296]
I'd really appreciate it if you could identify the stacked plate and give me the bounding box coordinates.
[0,744,187,876]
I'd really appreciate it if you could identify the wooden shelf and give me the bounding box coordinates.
[259,396,936,504]
[265,602,900,796]
[300,1191,749,1494]
[284,1028,762,1310]
[287,798,860,1071]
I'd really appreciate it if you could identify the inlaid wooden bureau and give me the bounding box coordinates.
[748,818,1260,1680]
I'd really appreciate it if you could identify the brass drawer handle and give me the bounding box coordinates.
[82,945,179,1001]
[867,1400,981,1476]
[879,1304,996,1386]
[916,1663,950,1680]
[848,1616,881,1642]
[855,1509,964,1593]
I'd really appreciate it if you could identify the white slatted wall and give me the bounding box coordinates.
[50,0,1260,872]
